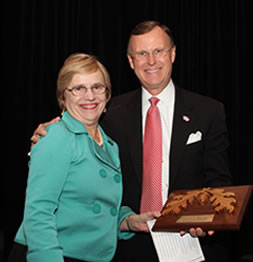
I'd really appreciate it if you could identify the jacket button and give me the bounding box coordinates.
[92,204,101,214]
[114,174,121,183]
[99,169,107,178]
[110,207,117,216]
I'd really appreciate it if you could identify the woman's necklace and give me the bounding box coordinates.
[96,128,104,147]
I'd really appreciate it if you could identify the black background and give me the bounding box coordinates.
[2,0,253,261]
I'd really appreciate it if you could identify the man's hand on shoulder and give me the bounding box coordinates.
[30,117,61,148]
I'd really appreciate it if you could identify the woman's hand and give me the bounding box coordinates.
[120,211,161,232]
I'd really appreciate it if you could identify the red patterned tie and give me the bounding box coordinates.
[140,97,163,212]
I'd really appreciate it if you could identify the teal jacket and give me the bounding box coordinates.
[15,111,134,262]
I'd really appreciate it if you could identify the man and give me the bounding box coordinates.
[100,21,233,261]
[32,21,233,261]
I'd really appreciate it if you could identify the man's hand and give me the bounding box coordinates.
[30,117,61,148]
[180,227,215,237]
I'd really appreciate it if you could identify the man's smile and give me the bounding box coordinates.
[144,67,162,73]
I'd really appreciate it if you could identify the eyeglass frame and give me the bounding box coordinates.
[65,84,107,97]
[130,45,175,61]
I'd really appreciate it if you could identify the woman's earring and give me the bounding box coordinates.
[103,108,107,113]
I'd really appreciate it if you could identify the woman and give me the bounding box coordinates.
[8,53,160,262]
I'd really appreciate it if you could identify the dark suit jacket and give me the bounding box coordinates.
[101,84,233,262]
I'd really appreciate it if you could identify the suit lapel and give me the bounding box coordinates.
[169,87,194,191]
[124,87,194,189]
[126,89,143,184]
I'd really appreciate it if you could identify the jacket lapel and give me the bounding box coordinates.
[62,111,121,172]
[169,87,194,191]
[124,87,194,189]
[126,89,143,184]
[92,137,121,172]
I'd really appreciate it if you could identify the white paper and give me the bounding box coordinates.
[147,220,205,262]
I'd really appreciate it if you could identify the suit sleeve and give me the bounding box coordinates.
[203,102,233,187]
[24,123,72,262]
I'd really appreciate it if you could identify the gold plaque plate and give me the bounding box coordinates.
[176,214,215,223]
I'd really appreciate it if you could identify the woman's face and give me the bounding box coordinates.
[64,70,107,128]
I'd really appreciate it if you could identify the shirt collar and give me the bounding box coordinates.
[142,79,175,106]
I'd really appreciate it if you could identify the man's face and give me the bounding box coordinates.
[128,26,176,95]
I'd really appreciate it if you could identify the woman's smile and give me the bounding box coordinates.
[79,103,99,110]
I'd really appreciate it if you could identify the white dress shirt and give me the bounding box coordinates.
[142,80,175,204]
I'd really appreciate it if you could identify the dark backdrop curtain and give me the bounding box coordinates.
[3,0,252,260]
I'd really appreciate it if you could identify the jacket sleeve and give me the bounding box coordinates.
[117,206,136,240]
[203,102,232,187]
[23,123,72,262]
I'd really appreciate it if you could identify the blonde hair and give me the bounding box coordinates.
[57,53,112,110]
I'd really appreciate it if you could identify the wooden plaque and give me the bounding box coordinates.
[152,185,253,232]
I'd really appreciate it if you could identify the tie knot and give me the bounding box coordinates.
[149,97,160,107]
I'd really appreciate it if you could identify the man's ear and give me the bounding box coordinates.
[171,45,176,64]
[127,54,135,70]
